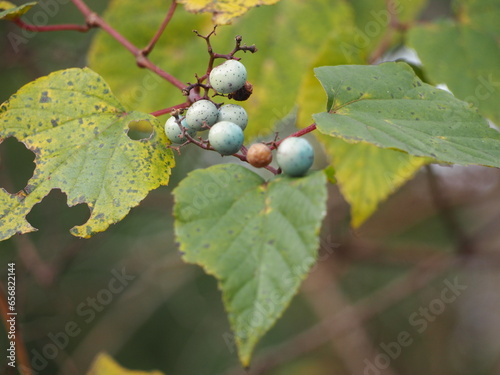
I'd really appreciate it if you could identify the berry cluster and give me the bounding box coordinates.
[164,33,314,177]
[164,59,249,156]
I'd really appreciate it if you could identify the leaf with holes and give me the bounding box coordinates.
[0,1,36,20]
[313,62,500,168]
[177,0,282,24]
[0,68,174,241]
[87,352,165,375]
[173,164,327,366]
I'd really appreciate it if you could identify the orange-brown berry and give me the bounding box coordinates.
[247,143,273,168]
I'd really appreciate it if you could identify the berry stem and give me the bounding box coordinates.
[68,0,186,90]
[141,0,178,56]
[150,102,191,117]
[271,123,317,150]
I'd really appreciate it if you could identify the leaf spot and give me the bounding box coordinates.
[39,91,52,103]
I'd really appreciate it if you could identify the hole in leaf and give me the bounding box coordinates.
[0,137,35,194]
[127,120,154,140]
[26,189,90,238]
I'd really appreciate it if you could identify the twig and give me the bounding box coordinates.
[225,253,454,375]
[303,261,399,375]
[69,0,185,90]
[14,18,91,32]
[0,284,33,375]
[270,123,317,150]
[425,165,473,256]
[14,236,54,287]
[368,0,409,64]
[150,102,191,117]
[141,0,177,56]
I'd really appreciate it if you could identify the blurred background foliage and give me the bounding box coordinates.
[1,0,500,374]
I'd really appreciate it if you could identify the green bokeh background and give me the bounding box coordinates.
[1,0,500,374]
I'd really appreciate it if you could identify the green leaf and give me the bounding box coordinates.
[0,68,174,241]
[177,0,282,25]
[408,20,500,125]
[313,62,500,168]
[296,35,428,227]
[173,164,327,366]
[0,1,36,20]
[87,352,165,375]
[456,0,500,36]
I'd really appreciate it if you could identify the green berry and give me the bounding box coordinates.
[217,104,248,130]
[209,60,247,94]
[185,99,218,131]
[276,137,314,177]
[208,121,244,155]
[164,117,196,144]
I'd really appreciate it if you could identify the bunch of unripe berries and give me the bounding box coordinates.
[164,59,314,177]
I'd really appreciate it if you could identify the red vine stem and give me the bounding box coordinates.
[150,102,191,117]
[14,18,90,32]
[271,123,317,150]
[68,0,185,90]
[142,0,177,56]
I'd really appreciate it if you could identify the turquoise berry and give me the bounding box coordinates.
[276,137,314,177]
[164,117,196,144]
[209,60,247,94]
[185,99,219,131]
[217,104,248,130]
[208,121,244,155]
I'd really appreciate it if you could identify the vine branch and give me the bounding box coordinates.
[141,0,178,56]
[368,0,410,64]
[14,18,91,32]
[271,123,317,150]
[425,165,473,256]
[66,0,185,90]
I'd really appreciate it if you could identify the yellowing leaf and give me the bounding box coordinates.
[0,1,37,20]
[296,31,428,228]
[177,0,281,24]
[0,68,174,241]
[87,352,165,375]
[322,139,428,227]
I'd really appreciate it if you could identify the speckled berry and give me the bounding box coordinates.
[217,104,248,130]
[247,143,272,168]
[164,117,196,144]
[276,137,314,177]
[209,60,247,94]
[208,121,244,155]
[185,99,219,131]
